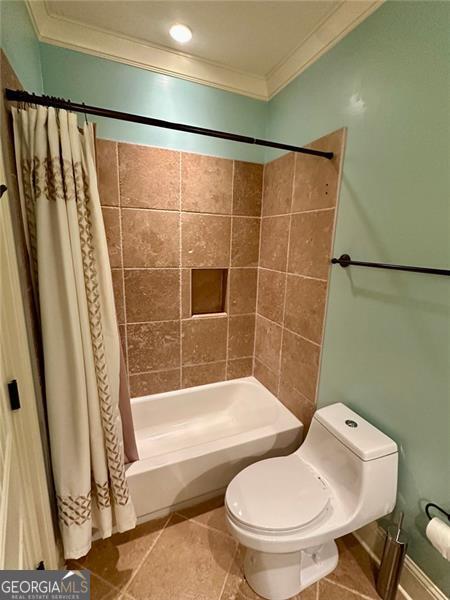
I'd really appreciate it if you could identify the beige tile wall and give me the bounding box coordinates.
[97,140,263,396]
[254,129,346,427]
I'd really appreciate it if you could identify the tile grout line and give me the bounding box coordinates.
[122,266,257,271]
[118,205,261,219]
[71,560,121,597]
[252,161,265,377]
[217,542,240,600]
[261,206,336,218]
[108,202,304,220]
[126,312,254,326]
[275,153,296,396]
[178,152,183,390]
[116,142,129,378]
[173,511,233,540]
[225,162,235,381]
[259,265,327,283]
[130,356,254,378]
[258,310,322,348]
[120,513,173,598]
[323,577,378,600]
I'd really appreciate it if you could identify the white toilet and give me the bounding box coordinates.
[225,403,398,600]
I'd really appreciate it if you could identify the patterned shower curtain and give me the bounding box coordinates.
[12,106,136,559]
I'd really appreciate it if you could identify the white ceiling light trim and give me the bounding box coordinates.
[169,24,193,44]
[26,0,383,102]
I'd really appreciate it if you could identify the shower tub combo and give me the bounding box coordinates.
[126,377,303,521]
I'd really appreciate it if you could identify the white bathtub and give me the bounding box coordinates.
[126,376,303,521]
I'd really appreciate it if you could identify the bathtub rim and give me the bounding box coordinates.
[127,376,303,474]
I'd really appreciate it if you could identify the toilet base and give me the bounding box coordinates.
[244,540,339,600]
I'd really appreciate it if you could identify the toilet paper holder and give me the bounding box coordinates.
[425,503,450,521]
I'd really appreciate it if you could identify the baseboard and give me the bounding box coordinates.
[353,523,448,600]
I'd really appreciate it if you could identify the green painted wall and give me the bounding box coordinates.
[266,1,449,593]
[0,0,43,92]
[39,44,267,162]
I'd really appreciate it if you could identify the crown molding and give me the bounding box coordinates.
[26,1,268,100]
[266,0,383,99]
[27,0,383,102]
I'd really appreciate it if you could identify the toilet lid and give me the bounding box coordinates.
[226,456,330,533]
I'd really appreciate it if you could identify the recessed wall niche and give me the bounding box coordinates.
[191,269,228,315]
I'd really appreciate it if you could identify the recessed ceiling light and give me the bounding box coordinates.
[169,23,192,44]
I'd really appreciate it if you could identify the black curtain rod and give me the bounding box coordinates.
[332,254,450,277]
[5,88,334,160]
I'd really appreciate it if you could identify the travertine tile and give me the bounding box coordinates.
[129,368,180,397]
[182,316,227,365]
[122,209,179,268]
[228,268,257,315]
[233,161,263,217]
[262,153,294,216]
[326,536,379,599]
[228,315,255,359]
[284,275,327,343]
[257,268,285,324]
[102,207,122,268]
[73,516,167,592]
[227,357,253,380]
[118,324,126,358]
[259,215,290,271]
[288,211,335,279]
[181,213,231,267]
[96,139,119,207]
[124,269,180,322]
[253,359,279,395]
[111,269,125,324]
[182,361,226,388]
[93,575,122,599]
[231,217,260,267]
[254,316,282,371]
[127,515,236,600]
[319,580,367,599]
[182,153,233,214]
[119,144,179,210]
[292,129,345,213]
[278,378,316,428]
[177,496,229,535]
[65,563,120,599]
[127,321,180,373]
[280,330,320,402]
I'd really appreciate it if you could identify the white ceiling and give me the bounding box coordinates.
[45,1,339,77]
[28,0,382,100]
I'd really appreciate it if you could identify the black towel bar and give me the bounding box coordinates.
[331,254,450,277]
[425,503,450,521]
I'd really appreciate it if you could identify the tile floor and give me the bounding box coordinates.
[68,497,383,600]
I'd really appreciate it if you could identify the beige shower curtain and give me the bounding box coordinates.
[12,105,136,559]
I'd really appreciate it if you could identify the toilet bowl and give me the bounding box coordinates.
[225,403,398,600]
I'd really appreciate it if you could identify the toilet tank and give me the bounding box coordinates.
[313,403,398,461]
[297,403,398,524]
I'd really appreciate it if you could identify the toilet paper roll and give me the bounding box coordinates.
[426,517,450,561]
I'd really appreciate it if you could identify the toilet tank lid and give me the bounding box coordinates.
[314,403,398,461]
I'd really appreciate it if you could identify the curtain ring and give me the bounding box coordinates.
[82,102,88,124]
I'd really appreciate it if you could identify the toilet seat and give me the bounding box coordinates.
[225,456,330,534]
